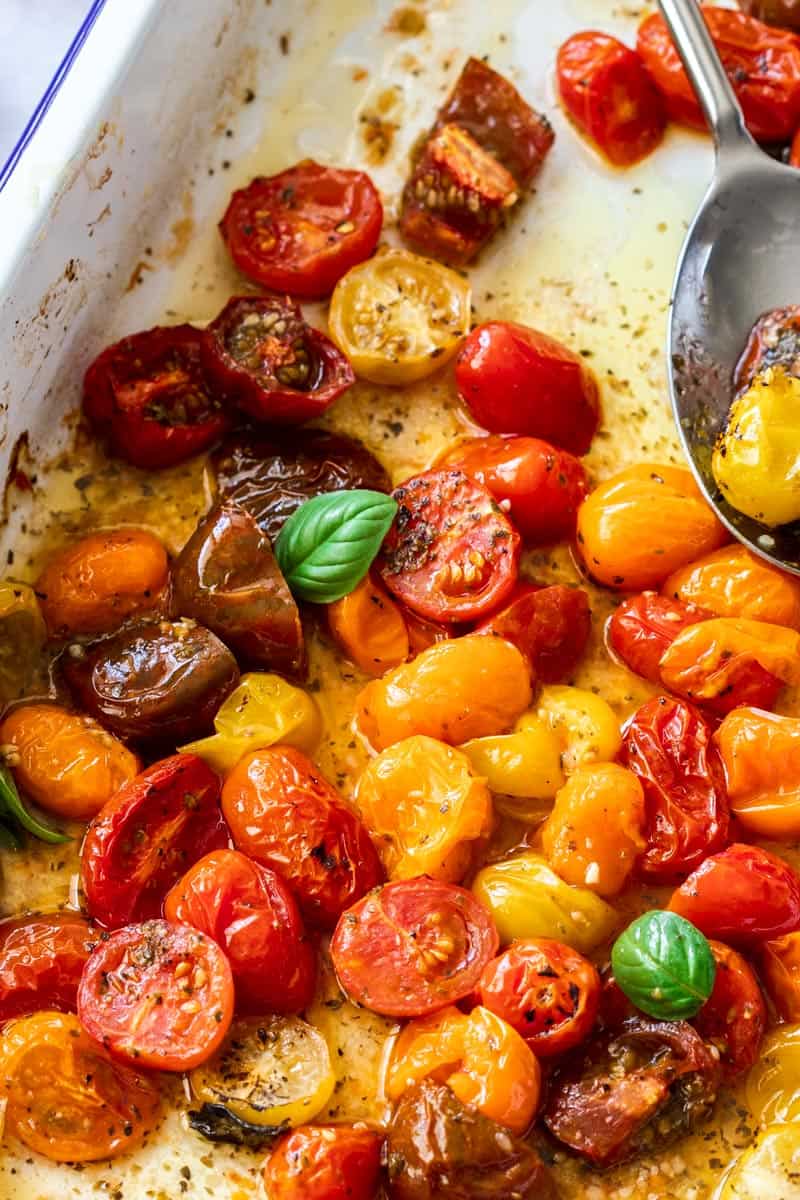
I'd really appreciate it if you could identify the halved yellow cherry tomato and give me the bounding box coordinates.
[715,1124,800,1200]
[0,580,46,705]
[460,716,565,823]
[536,686,622,774]
[745,1024,800,1126]
[328,247,471,385]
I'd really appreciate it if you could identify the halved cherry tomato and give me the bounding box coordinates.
[619,696,730,882]
[607,592,709,683]
[477,939,600,1058]
[0,1011,161,1162]
[264,1125,384,1200]
[455,322,600,456]
[330,877,499,1018]
[0,912,99,1022]
[438,435,588,545]
[557,32,665,166]
[81,753,228,929]
[637,6,800,142]
[761,931,800,1020]
[219,161,383,298]
[204,294,354,424]
[663,543,800,629]
[736,305,800,394]
[83,324,230,469]
[378,470,520,624]
[715,707,800,837]
[221,746,383,928]
[78,919,233,1071]
[164,848,316,1014]
[327,572,410,676]
[474,583,591,683]
[668,843,800,945]
[693,940,766,1079]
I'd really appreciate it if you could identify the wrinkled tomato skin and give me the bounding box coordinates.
[221,747,383,929]
[474,583,591,683]
[219,161,383,298]
[735,305,800,391]
[668,843,800,946]
[205,295,355,424]
[438,435,588,545]
[0,912,99,1023]
[455,322,600,456]
[81,753,228,930]
[607,592,709,683]
[619,696,730,882]
[637,7,800,142]
[693,940,766,1080]
[264,1125,384,1200]
[701,658,783,717]
[83,325,230,469]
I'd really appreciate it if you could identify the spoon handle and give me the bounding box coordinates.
[657,0,754,154]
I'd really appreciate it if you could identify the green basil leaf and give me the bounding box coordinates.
[0,762,70,845]
[611,910,716,1021]
[274,489,398,604]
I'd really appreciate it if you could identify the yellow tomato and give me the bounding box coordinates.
[536,686,622,774]
[356,735,493,882]
[663,544,800,629]
[745,1024,800,1125]
[460,716,565,824]
[472,850,618,952]
[328,247,471,385]
[715,1125,800,1199]
[660,618,800,703]
[0,580,45,705]
[715,707,800,838]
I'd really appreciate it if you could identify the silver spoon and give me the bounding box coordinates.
[661,0,800,573]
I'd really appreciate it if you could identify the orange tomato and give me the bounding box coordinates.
[327,573,409,676]
[356,735,493,882]
[715,707,800,838]
[539,763,646,897]
[35,527,169,639]
[386,1004,541,1135]
[663,544,800,630]
[761,932,800,1022]
[0,704,140,820]
[660,618,800,705]
[576,465,727,591]
[355,634,532,752]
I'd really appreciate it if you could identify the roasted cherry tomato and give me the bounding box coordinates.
[637,6,800,142]
[326,571,409,676]
[607,592,709,683]
[81,753,228,929]
[83,324,230,469]
[221,746,383,928]
[35,527,169,639]
[78,919,233,1071]
[0,912,99,1022]
[404,610,451,656]
[173,499,305,678]
[544,1018,720,1166]
[619,696,730,882]
[438,435,588,545]
[715,707,800,837]
[663,543,800,629]
[761,931,800,1020]
[204,294,354,424]
[264,1125,384,1200]
[736,305,800,391]
[557,32,665,166]
[740,0,800,28]
[330,877,498,1018]
[378,470,520,624]
[536,684,623,774]
[455,321,600,456]
[62,617,240,747]
[669,843,800,945]
[477,939,601,1058]
[693,940,766,1079]
[0,1011,161,1162]
[474,583,591,683]
[219,161,382,298]
[164,848,315,1014]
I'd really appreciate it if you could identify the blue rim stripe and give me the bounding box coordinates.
[0,0,109,195]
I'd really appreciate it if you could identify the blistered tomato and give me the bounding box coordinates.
[663,543,800,628]
[715,707,800,838]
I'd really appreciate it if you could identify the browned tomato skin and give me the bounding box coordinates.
[61,619,240,747]
[172,499,305,678]
[735,305,800,391]
[0,913,99,1022]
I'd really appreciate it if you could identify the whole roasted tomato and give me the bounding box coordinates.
[658,617,787,716]
[693,940,766,1079]
[607,592,709,683]
[264,1125,384,1200]
[474,583,591,683]
[0,912,99,1022]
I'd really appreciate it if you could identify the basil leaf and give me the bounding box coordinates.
[0,762,70,845]
[275,489,398,604]
[611,910,716,1021]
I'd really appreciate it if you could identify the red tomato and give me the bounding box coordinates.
[477,939,600,1057]
[378,470,520,624]
[455,322,600,456]
[619,696,730,882]
[474,583,591,683]
[700,659,783,717]
[791,126,800,166]
[221,747,383,929]
[0,912,99,1023]
[204,295,354,425]
[83,325,230,469]
[81,754,228,930]
[692,940,766,1080]
[78,919,233,1071]
[607,592,709,683]
[438,435,588,545]
[219,161,383,298]
[669,843,800,945]
[637,6,800,142]
[163,848,316,1014]
[330,878,499,1018]
[557,32,665,166]
[264,1125,383,1200]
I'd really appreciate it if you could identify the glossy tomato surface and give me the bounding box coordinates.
[474,583,591,683]
[607,592,709,683]
[0,912,99,1022]
[264,1125,384,1200]
[693,940,766,1079]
